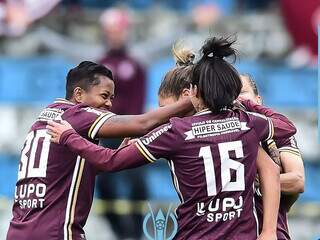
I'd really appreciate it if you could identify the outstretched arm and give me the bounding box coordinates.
[256,146,280,240]
[97,97,193,138]
[47,121,149,172]
[239,99,296,140]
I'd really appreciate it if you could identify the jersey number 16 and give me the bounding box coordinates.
[199,140,245,196]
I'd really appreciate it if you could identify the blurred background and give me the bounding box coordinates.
[0,0,318,239]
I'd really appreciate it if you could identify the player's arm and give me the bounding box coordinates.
[95,98,193,138]
[279,151,304,211]
[276,136,305,210]
[241,99,296,139]
[263,140,304,193]
[280,151,304,194]
[47,121,149,171]
[256,146,280,240]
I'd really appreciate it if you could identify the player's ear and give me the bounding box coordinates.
[189,84,198,97]
[73,87,85,103]
[181,88,190,97]
[256,95,263,105]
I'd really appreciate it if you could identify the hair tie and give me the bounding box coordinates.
[207,52,214,58]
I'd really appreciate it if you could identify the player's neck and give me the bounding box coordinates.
[68,97,80,105]
[194,99,207,113]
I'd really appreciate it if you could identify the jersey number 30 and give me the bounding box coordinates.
[199,140,245,196]
[18,130,51,180]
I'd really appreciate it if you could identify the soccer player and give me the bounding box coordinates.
[6,61,193,240]
[46,37,297,240]
[239,74,305,240]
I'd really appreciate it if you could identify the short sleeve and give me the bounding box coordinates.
[275,136,301,156]
[134,122,179,163]
[63,105,115,140]
[247,111,274,142]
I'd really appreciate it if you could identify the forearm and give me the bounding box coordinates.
[257,148,280,234]
[97,98,193,138]
[60,129,147,171]
[260,168,280,233]
[280,172,304,194]
[142,97,193,130]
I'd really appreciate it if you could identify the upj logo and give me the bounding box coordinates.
[143,203,178,240]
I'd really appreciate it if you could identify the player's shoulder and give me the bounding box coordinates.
[231,108,268,125]
[64,103,113,119]
[168,116,191,132]
[36,98,74,122]
[243,110,268,120]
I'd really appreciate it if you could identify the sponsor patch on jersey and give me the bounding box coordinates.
[37,108,64,121]
[185,118,250,140]
[141,124,172,145]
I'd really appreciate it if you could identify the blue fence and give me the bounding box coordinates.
[147,58,317,109]
[0,56,74,104]
[0,56,317,108]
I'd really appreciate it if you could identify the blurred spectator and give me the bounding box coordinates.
[97,7,147,240]
[0,0,60,37]
[191,3,221,29]
[280,0,319,67]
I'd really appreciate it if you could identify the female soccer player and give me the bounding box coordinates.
[239,74,304,240]
[47,37,295,240]
[159,47,303,240]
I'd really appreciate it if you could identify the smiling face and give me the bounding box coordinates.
[74,74,115,111]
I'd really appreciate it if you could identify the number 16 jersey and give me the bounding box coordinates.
[135,109,284,240]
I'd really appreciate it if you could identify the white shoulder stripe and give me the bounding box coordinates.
[136,139,157,162]
[266,118,274,141]
[89,113,115,139]
[246,111,268,120]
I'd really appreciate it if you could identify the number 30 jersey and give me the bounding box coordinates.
[135,109,283,240]
[7,98,114,240]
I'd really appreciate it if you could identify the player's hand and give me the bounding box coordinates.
[128,138,138,144]
[118,138,138,149]
[257,230,277,240]
[233,99,246,111]
[46,120,73,144]
[236,98,258,112]
[118,138,131,149]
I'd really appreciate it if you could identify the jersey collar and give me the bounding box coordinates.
[194,108,212,116]
[54,98,75,105]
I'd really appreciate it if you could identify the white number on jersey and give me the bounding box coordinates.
[199,140,245,196]
[18,129,51,180]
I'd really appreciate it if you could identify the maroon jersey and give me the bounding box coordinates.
[7,98,115,240]
[57,108,297,240]
[239,100,299,240]
[136,109,274,240]
[255,136,301,240]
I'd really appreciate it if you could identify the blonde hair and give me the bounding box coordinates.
[172,42,195,67]
[158,43,195,99]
